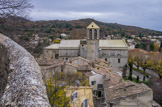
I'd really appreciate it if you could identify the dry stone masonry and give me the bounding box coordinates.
[0,34,50,106]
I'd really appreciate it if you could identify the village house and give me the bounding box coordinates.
[89,70,105,99]
[60,33,67,37]
[43,22,128,71]
[127,39,136,49]
[30,34,40,46]
[41,57,92,78]
[106,35,111,40]
[68,57,91,72]
[89,65,124,107]
[103,72,161,107]
[40,56,160,107]
[104,80,161,107]
[41,61,79,79]
[131,35,136,38]
[66,86,94,107]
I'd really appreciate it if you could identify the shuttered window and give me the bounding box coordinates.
[82,99,88,107]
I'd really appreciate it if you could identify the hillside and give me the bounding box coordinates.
[1,18,162,39]
[0,17,162,55]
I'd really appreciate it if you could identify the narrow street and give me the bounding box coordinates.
[145,69,159,79]
[132,70,149,81]
[132,65,159,81]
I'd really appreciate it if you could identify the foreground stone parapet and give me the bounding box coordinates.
[0,34,50,106]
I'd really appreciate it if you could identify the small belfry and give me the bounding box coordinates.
[86,22,100,40]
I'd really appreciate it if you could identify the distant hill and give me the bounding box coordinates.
[31,18,162,39]
[0,17,162,56]
[1,17,162,39]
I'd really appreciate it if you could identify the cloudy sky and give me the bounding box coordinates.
[30,0,162,31]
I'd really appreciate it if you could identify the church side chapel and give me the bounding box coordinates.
[43,22,128,71]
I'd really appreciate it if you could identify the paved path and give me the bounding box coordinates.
[133,65,159,79]
[145,69,159,78]
[132,70,149,81]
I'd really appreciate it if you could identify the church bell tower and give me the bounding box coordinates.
[86,22,100,40]
[86,22,100,61]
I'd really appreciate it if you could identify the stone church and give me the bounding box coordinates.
[43,22,128,70]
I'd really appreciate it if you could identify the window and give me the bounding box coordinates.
[55,54,59,59]
[97,91,102,98]
[91,81,96,85]
[109,103,114,107]
[82,99,88,107]
[105,58,107,61]
[71,91,78,102]
[93,90,96,95]
[118,58,120,63]
[97,84,104,89]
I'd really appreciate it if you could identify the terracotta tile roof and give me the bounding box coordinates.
[95,59,109,67]
[69,56,90,64]
[59,40,80,49]
[92,67,110,76]
[44,44,60,49]
[99,40,128,49]
[41,62,79,70]
[104,81,152,103]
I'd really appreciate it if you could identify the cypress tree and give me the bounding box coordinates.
[136,75,140,83]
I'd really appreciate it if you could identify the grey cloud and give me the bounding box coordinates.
[30,0,162,31]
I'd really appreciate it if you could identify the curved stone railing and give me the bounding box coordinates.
[0,34,50,106]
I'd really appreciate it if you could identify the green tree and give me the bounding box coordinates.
[45,77,70,107]
[128,57,134,81]
[44,72,89,107]
[143,76,145,82]
[134,56,141,71]
[153,61,162,80]
[150,43,154,51]
[136,75,140,83]
[140,59,152,81]
[153,43,160,52]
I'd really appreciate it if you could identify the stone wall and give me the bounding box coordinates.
[99,49,128,70]
[43,49,59,60]
[0,34,50,106]
[113,90,153,107]
[86,40,99,61]
[59,49,79,58]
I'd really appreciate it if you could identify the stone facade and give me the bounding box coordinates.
[86,40,99,61]
[0,34,50,106]
[43,49,59,60]
[99,49,128,71]
[41,62,78,79]
[59,49,79,58]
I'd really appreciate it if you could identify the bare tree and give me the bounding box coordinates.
[0,0,33,17]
